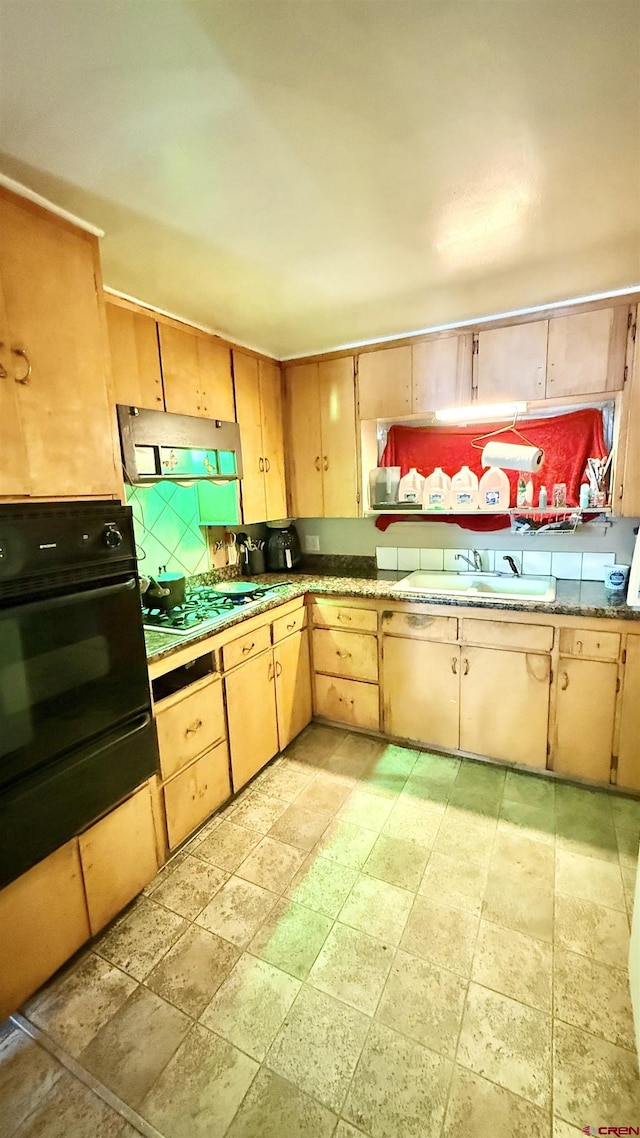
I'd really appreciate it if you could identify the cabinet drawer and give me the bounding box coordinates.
[312,627,378,682]
[222,623,271,670]
[381,610,458,642]
[461,618,553,653]
[558,628,620,660]
[164,741,231,849]
[311,601,378,633]
[314,673,379,731]
[272,607,307,643]
[156,678,226,780]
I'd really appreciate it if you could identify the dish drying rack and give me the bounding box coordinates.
[509,508,611,535]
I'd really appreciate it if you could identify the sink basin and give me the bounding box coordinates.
[390,570,557,603]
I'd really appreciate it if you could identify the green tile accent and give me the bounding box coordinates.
[126,482,210,577]
[197,480,240,526]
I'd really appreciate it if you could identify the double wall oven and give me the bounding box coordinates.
[0,502,158,890]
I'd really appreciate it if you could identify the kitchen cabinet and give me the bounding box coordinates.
[358,345,412,419]
[382,636,459,750]
[552,657,618,781]
[314,673,379,731]
[547,305,630,397]
[164,741,231,849]
[412,334,473,413]
[155,676,227,780]
[459,646,550,769]
[105,302,164,410]
[312,627,378,682]
[225,649,280,791]
[158,323,234,421]
[0,187,119,499]
[475,320,548,402]
[285,357,358,517]
[274,628,313,749]
[615,637,640,791]
[619,305,640,517]
[233,350,287,522]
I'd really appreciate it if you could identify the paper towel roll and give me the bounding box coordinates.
[481,442,544,472]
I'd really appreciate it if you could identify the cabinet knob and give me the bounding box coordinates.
[337,650,351,659]
[264,456,271,472]
[451,656,458,674]
[323,455,329,471]
[561,671,569,691]
[242,642,255,654]
[12,347,31,385]
[185,718,203,735]
[315,456,321,471]
[462,658,469,675]
[337,613,351,622]
[286,621,296,631]
[258,457,264,473]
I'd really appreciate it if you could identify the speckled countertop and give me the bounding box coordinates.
[144,569,640,663]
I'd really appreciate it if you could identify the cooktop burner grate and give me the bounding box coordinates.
[142,585,274,635]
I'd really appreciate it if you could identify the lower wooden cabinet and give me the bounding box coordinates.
[226,649,280,791]
[382,636,459,750]
[79,785,159,934]
[155,676,226,780]
[315,673,379,731]
[312,627,378,683]
[275,628,313,750]
[164,741,232,849]
[553,657,618,781]
[459,646,550,769]
[618,637,640,791]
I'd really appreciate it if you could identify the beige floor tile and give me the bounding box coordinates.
[434,816,496,865]
[145,925,240,1017]
[555,849,625,910]
[235,835,307,893]
[491,830,556,885]
[553,1119,585,1137]
[376,949,467,1057]
[554,893,630,968]
[196,821,262,872]
[295,772,354,815]
[12,1070,137,1138]
[338,789,396,831]
[316,819,378,869]
[151,855,228,920]
[503,768,556,809]
[95,897,187,980]
[266,985,370,1112]
[25,952,136,1057]
[335,1123,369,1138]
[483,868,554,942]
[268,802,332,850]
[338,874,413,945]
[410,751,461,785]
[285,854,359,918]
[201,953,300,1060]
[472,920,552,1011]
[447,784,503,820]
[248,897,333,979]
[617,823,640,868]
[343,1020,451,1138]
[419,851,487,914]
[285,723,346,765]
[611,795,640,830]
[444,803,499,833]
[80,986,190,1108]
[330,732,387,764]
[555,783,613,823]
[363,833,429,891]
[225,1067,337,1138]
[228,792,290,834]
[0,1024,63,1136]
[555,813,619,863]
[140,1023,258,1138]
[309,921,393,1015]
[400,895,479,976]
[553,947,636,1049]
[381,798,442,847]
[443,1065,551,1138]
[497,799,556,846]
[457,982,552,1109]
[400,773,451,811]
[258,763,315,801]
[196,875,278,948]
[553,1020,640,1128]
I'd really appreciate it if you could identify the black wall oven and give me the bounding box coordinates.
[0,502,158,890]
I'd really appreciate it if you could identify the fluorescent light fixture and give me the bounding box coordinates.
[434,401,527,424]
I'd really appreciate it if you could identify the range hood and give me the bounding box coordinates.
[117,405,243,485]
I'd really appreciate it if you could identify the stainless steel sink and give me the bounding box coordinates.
[390,570,557,603]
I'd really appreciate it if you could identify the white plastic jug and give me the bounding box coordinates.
[451,465,479,511]
[398,467,425,504]
[478,466,510,511]
[423,467,451,510]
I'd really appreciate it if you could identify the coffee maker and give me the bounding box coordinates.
[265,520,302,571]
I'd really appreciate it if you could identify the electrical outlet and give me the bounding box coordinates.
[304,534,320,553]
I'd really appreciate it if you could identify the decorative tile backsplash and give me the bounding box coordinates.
[376,546,617,582]
[126,482,210,577]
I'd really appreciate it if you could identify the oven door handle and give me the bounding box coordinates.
[0,576,138,618]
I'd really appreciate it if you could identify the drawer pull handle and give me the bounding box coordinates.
[462,658,469,675]
[242,642,255,654]
[315,456,321,471]
[12,347,31,385]
[265,456,271,472]
[268,661,275,681]
[323,455,329,471]
[185,718,203,735]
[275,661,282,676]
[576,640,583,653]
[337,650,351,659]
[451,656,458,674]
[561,671,569,691]
[258,457,264,472]
[286,621,297,630]
[337,613,351,622]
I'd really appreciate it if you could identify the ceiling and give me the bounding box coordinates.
[0,0,638,358]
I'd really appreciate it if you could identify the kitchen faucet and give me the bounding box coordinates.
[455,550,483,572]
[502,555,521,576]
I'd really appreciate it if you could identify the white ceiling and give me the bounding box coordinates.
[0,0,638,358]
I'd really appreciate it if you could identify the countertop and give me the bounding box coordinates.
[144,569,640,664]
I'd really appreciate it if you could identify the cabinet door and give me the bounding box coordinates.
[0,191,118,497]
[553,657,618,781]
[106,303,164,410]
[155,677,227,780]
[547,306,629,397]
[284,362,324,517]
[460,646,550,768]
[382,636,459,750]
[358,345,412,419]
[159,324,234,420]
[225,650,279,791]
[412,334,473,413]
[260,359,287,520]
[476,321,548,402]
[620,304,640,517]
[164,741,231,849]
[234,350,267,522]
[615,637,640,791]
[275,628,312,750]
[319,356,358,516]
[0,268,29,495]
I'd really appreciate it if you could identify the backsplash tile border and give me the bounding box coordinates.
[376,545,618,582]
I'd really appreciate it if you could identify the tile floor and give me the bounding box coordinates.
[2,723,640,1137]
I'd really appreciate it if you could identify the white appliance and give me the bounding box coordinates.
[626,528,640,608]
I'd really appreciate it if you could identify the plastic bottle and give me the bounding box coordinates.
[538,485,548,509]
[478,466,510,511]
[579,483,591,509]
[517,477,527,507]
[398,467,425,504]
[451,465,479,511]
[525,478,534,507]
[422,467,451,510]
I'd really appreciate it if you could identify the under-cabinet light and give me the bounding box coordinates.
[434,401,527,424]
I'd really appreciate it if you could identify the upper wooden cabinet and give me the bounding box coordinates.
[106,302,164,410]
[285,356,358,517]
[358,345,412,418]
[475,320,548,402]
[547,305,630,397]
[233,350,287,522]
[412,334,473,413]
[158,323,234,420]
[0,188,119,499]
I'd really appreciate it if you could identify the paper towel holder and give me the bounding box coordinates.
[471,409,544,471]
